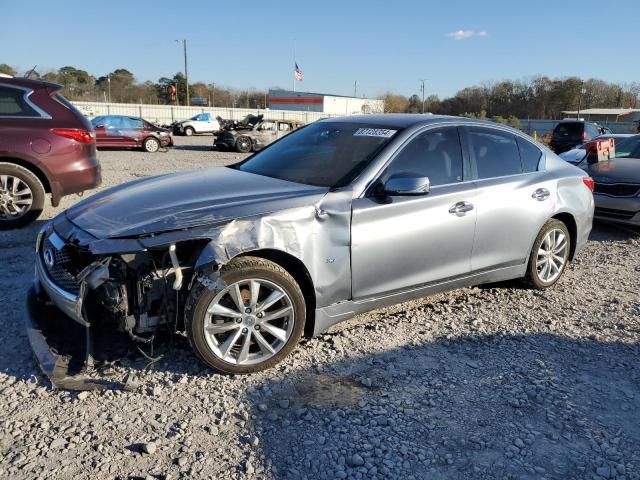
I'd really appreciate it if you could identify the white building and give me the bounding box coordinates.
[268,89,384,115]
[561,108,640,123]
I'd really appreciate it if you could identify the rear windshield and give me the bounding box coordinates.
[615,135,640,158]
[233,121,401,187]
[554,122,583,136]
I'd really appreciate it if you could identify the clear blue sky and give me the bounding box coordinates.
[1,0,638,98]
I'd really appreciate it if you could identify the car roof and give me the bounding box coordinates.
[0,76,62,91]
[320,114,487,129]
[556,119,598,125]
[98,115,143,120]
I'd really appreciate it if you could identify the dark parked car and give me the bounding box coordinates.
[0,76,101,229]
[26,115,594,388]
[581,136,640,226]
[559,134,634,164]
[215,115,304,152]
[91,115,173,152]
[550,120,607,154]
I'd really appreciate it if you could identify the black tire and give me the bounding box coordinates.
[184,126,194,136]
[142,137,160,153]
[236,136,252,153]
[185,256,306,374]
[524,219,571,289]
[0,162,45,230]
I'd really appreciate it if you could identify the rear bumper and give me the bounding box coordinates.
[50,156,101,207]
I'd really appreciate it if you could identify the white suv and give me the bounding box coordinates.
[173,113,220,136]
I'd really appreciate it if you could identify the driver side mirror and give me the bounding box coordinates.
[383,175,430,196]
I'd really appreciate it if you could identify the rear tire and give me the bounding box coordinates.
[236,136,252,153]
[184,126,194,136]
[0,162,45,230]
[142,137,160,153]
[185,256,306,374]
[524,219,571,289]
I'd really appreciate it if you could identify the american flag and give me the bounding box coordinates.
[294,62,303,81]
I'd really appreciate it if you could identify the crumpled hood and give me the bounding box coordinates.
[65,167,328,238]
[585,158,640,184]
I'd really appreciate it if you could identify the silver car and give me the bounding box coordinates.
[27,115,594,386]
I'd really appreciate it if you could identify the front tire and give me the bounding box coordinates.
[0,162,45,230]
[524,219,571,289]
[142,137,160,153]
[185,256,306,374]
[184,126,194,136]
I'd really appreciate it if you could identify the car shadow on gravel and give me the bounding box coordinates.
[171,145,216,152]
[244,334,640,480]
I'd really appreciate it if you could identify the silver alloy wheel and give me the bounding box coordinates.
[145,138,160,152]
[203,278,295,365]
[238,137,250,151]
[536,228,568,283]
[0,175,33,219]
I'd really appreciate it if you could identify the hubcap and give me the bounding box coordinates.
[147,139,159,152]
[203,278,294,365]
[0,175,33,219]
[536,228,568,283]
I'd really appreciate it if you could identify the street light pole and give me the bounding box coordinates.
[176,39,190,105]
[107,74,111,104]
[354,80,358,97]
[420,79,427,113]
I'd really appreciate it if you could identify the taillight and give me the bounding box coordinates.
[51,128,95,144]
[582,176,595,192]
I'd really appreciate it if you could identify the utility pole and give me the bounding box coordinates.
[354,80,358,97]
[420,79,427,113]
[209,82,215,107]
[577,80,585,120]
[107,74,111,104]
[176,39,190,105]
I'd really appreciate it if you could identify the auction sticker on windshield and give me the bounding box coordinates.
[353,128,397,138]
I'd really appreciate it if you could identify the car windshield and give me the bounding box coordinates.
[615,136,640,158]
[233,121,401,187]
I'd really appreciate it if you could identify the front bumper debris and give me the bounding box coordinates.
[25,286,122,390]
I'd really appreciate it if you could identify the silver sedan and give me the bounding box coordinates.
[28,115,595,382]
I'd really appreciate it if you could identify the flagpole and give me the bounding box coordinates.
[292,38,296,92]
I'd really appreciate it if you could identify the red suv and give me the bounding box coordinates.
[0,76,101,229]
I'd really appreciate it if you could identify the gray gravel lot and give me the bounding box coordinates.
[1,136,639,480]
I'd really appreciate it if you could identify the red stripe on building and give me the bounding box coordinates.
[268,97,324,104]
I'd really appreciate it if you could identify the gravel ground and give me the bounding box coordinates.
[1,136,639,480]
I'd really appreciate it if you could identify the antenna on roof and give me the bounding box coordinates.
[24,65,38,79]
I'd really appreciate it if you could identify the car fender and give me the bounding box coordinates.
[185,190,353,309]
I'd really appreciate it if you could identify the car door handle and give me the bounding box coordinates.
[532,188,550,201]
[449,201,474,216]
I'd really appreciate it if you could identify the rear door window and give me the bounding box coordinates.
[0,86,39,117]
[516,137,543,172]
[585,123,599,139]
[468,127,522,179]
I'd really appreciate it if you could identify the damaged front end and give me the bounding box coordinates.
[26,216,195,390]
